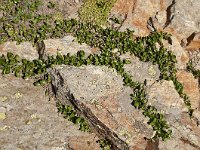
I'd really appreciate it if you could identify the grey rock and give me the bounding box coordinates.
[0,75,99,150]
[165,0,200,39]
[50,65,152,149]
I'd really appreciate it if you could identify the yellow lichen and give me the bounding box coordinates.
[0,96,8,102]
[0,125,9,131]
[14,91,23,99]
[0,112,6,120]
[148,65,156,77]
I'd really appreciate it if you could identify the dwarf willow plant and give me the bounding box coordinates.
[0,0,59,44]
[57,103,90,132]
[0,0,193,142]
[97,138,112,150]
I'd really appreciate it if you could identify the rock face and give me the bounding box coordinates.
[50,66,152,149]
[0,0,200,150]
[163,0,200,40]
[0,75,99,150]
[111,0,200,43]
[49,65,200,150]
[176,71,200,110]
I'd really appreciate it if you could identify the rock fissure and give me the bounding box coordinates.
[180,137,200,150]
[163,0,176,29]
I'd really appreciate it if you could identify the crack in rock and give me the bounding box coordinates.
[164,0,176,29]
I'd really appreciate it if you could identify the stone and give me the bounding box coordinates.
[111,0,171,36]
[147,80,185,114]
[50,65,151,149]
[176,70,200,110]
[164,0,200,40]
[146,79,200,150]
[0,75,98,149]
[123,57,160,83]
[67,136,99,150]
[0,42,38,60]
[189,50,200,71]
[44,35,94,56]
[164,36,190,69]
[0,112,6,120]
[1,0,200,148]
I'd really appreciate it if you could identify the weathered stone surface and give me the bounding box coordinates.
[112,0,200,43]
[147,80,200,150]
[111,0,171,36]
[0,35,96,60]
[163,0,200,40]
[38,0,82,19]
[1,0,200,149]
[176,70,200,110]
[0,42,38,60]
[67,136,99,150]
[185,32,200,70]
[189,50,200,71]
[0,75,99,150]
[122,55,160,83]
[163,35,190,69]
[147,80,185,112]
[44,35,95,56]
[183,32,200,51]
[50,65,151,149]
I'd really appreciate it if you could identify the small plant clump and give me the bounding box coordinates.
[57,103,90,132]
[0,0,60,44]
[96,139,112,150]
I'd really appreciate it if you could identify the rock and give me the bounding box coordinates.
[0,75,98,149]
[184,32,200,51]
[39,0,82,20]
[44,35,95,56]
[146,79,200,150]
[111,0,171,36]
[0,112,6,120]
[164,36,189,69]
[164,0,200,40]
[67,136,99,150]
[176,70,200,110]
[188,50,200,71]
[123,56,160,83]
[147,80,185,115]
[50,65,151,149]
[0,42,38,60]
[111,0,200,42]
[185,32,200,71]
[0,0,200,149]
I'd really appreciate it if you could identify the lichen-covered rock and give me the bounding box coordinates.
[111,0,171,36]
[0,75,99,150]
[44,35,95,56]
[163,0,200,40]
[50,65,151,149]
[0,42,38,60]
[176,70,200,110]
[146,80,200,150]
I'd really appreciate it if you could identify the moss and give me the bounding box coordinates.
[78,0,117,25]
